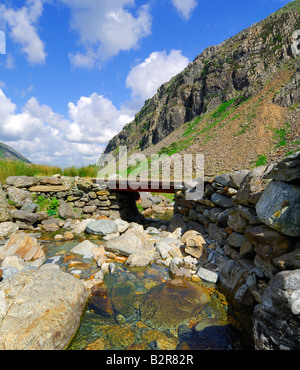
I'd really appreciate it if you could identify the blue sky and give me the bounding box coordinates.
[0,0,292,167]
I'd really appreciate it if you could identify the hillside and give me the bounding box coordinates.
[104,0,300,178]
[0,142,31,163]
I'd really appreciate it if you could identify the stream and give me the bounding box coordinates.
[38,213,254,351]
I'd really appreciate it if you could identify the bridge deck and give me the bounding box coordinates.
[91,178,185,193]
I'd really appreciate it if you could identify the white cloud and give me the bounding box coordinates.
[66,93,133,144]
[126,50,189,104]
[60,0,152,68]
[170,0,198,20]
[0,0,46,64]
[0,89,134,167]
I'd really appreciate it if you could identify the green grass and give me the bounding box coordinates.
[273,122,291,148]
[254,155,268,167]
[0,160,98,184]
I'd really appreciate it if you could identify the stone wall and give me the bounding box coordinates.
[0,175,143,232]
[173,151,300,350]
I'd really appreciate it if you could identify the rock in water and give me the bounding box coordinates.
[0,269,89,350]
[140,279,211,330]
[85,219,118,236]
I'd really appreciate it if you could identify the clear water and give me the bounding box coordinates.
[39,228,253,351]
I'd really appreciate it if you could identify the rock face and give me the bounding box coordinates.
[253,269,300,350]
[104,4,300,172]
[0,269,89,350]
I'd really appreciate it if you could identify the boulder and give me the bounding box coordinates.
[181,230,207,259]
[7,187,34,209]
[0,222,19,238]
[0,232,44,262]
[227,207,248,233]
[253,269,300,350]
[11,210,40,225]
[113,219,129,234]
[214,173,231,187]
[273,249,300,270]
[58,201,78,220]
[0,269,89,350]
[211,193,233,208]
[125,253,151,267]
[71,240,97,259]
[235,166,271,206]
[197,267,219,283]
[105,232,144,256]
[229,170,250,189]
[6,176,37,188]
[245,225,292,260]
[77,178,93,192]
[256,181,300,237]
[85,219,118,236]
[263,152,300,183]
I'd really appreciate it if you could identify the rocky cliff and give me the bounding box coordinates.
[104,1,300,177]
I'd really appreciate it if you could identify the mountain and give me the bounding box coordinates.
[0,142,31,163]
[104,0,300,178]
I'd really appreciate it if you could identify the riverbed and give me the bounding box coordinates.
[38,215,254,350]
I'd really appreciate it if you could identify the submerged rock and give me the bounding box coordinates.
[140,279,211,330]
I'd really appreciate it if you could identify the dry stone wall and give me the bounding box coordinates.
[1,175,143,229]
[173,151,300,350]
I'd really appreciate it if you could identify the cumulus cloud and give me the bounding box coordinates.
[0,0,46,64]
[170,0,198,20]
[60,0,152,68]
[0,89,134,167]
[66,93,133,144]
[126,50,189,104]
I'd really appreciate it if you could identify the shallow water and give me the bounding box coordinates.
[39,228,253,351]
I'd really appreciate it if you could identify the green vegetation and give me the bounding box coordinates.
[158,142,179,156]
[33,195,60,216]
[273,122,291,148]
[254,155,268,167]
[0,160,98,184]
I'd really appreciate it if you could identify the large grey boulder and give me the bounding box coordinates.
[85,219,118,236]
[0,269,89,350]
[253,269,300,350]
[256,181,300,237]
